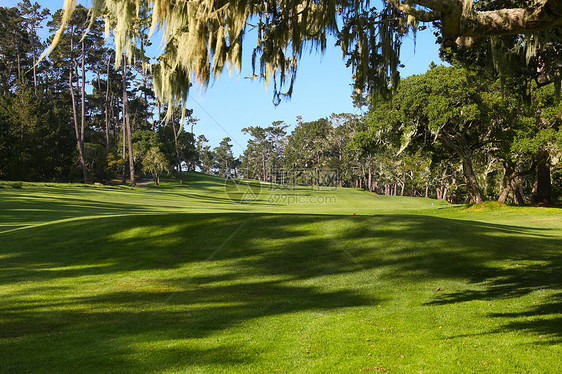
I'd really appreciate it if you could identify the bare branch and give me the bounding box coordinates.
[388,0,562,42]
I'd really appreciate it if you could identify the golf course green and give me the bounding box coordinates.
[1,173,560,373]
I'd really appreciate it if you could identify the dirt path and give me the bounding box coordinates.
[136,178,153,187]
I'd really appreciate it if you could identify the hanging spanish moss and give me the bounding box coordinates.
[43,0,561,114]
[45,0,410,114]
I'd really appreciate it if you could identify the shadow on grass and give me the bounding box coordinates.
[0,193,152,233]
[0,213,560,372]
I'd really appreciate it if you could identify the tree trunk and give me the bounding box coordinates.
[425,185,429,198]
[16,45,21,82]
[126,107,135,186]
[392,0,562,48]
[80,40,88,183]
[510,177,525,205]
[31,36,37,93]
[438,134,483,203]
[104,54,111,150]
[69,67,89,183]
[121,68,127,184]
[500,161,525,205]
[498,185,511,203]
[262,153,266,181]
[462,158,483,203]
[173,125,182,183]
[531,153,551,205]
[122,59,135,186]
[517,164,526,201]
[368,168,372,192]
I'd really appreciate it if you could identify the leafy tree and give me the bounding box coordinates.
[214,137,236,178]
[48,5,104,183]
[0,3,211,185]
[157,114,197,181]
[142,147,169,185]
[361,64,561,204]
[285,118,332,170]
[510,83,562,204]
[17,0,50,92]
[242,121,288,181]
[365,65,504,202]
[0,7,32,93]
[196,135,214,174]
[0,82,75,181]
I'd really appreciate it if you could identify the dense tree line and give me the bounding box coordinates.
[2,2,560,206]
[0,3,198,185]
[238,66,561,205]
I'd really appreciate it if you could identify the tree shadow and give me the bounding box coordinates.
[0,193,153,232]
[0,212,560,371]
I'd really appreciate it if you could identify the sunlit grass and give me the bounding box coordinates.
[0,173,560,373]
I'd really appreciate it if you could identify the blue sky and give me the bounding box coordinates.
[1,0,443,155]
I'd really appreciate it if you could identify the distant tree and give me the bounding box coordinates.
[510,83,562,204]
[17,0,50,92]
[48,5,104,183]
[0,82,74,180]
[142,146,169,185]
[214,137,236,178]
[157,113,197,181]
[284,118,332,171]
[241,122,288,181]
[196,135,214,174]
[0,7,31,93]
[365,65,500,203]
[242,126,269,181]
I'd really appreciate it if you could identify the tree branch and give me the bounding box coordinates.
[386,0,442,22]
[462,5,562,38]
[389,0,562,45]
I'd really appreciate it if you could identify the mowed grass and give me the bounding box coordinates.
[0,173,560,373]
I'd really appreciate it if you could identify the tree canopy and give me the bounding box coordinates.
[49,0,561,108]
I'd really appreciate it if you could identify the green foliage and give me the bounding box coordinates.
[241,121,288,181]
[196,135,214,174]
[84,142,109,181]
[0,2,212,184]
[511,84,562,157]
[157,121,197,170]
[284,117,333,169]
[0,83,75,181]
[359,64,562,204]
[213,137,236,178]
[141,146,169,184]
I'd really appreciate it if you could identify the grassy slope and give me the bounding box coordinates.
[0,173,560,373]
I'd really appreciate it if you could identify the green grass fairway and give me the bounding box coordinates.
[1,173,561,373]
